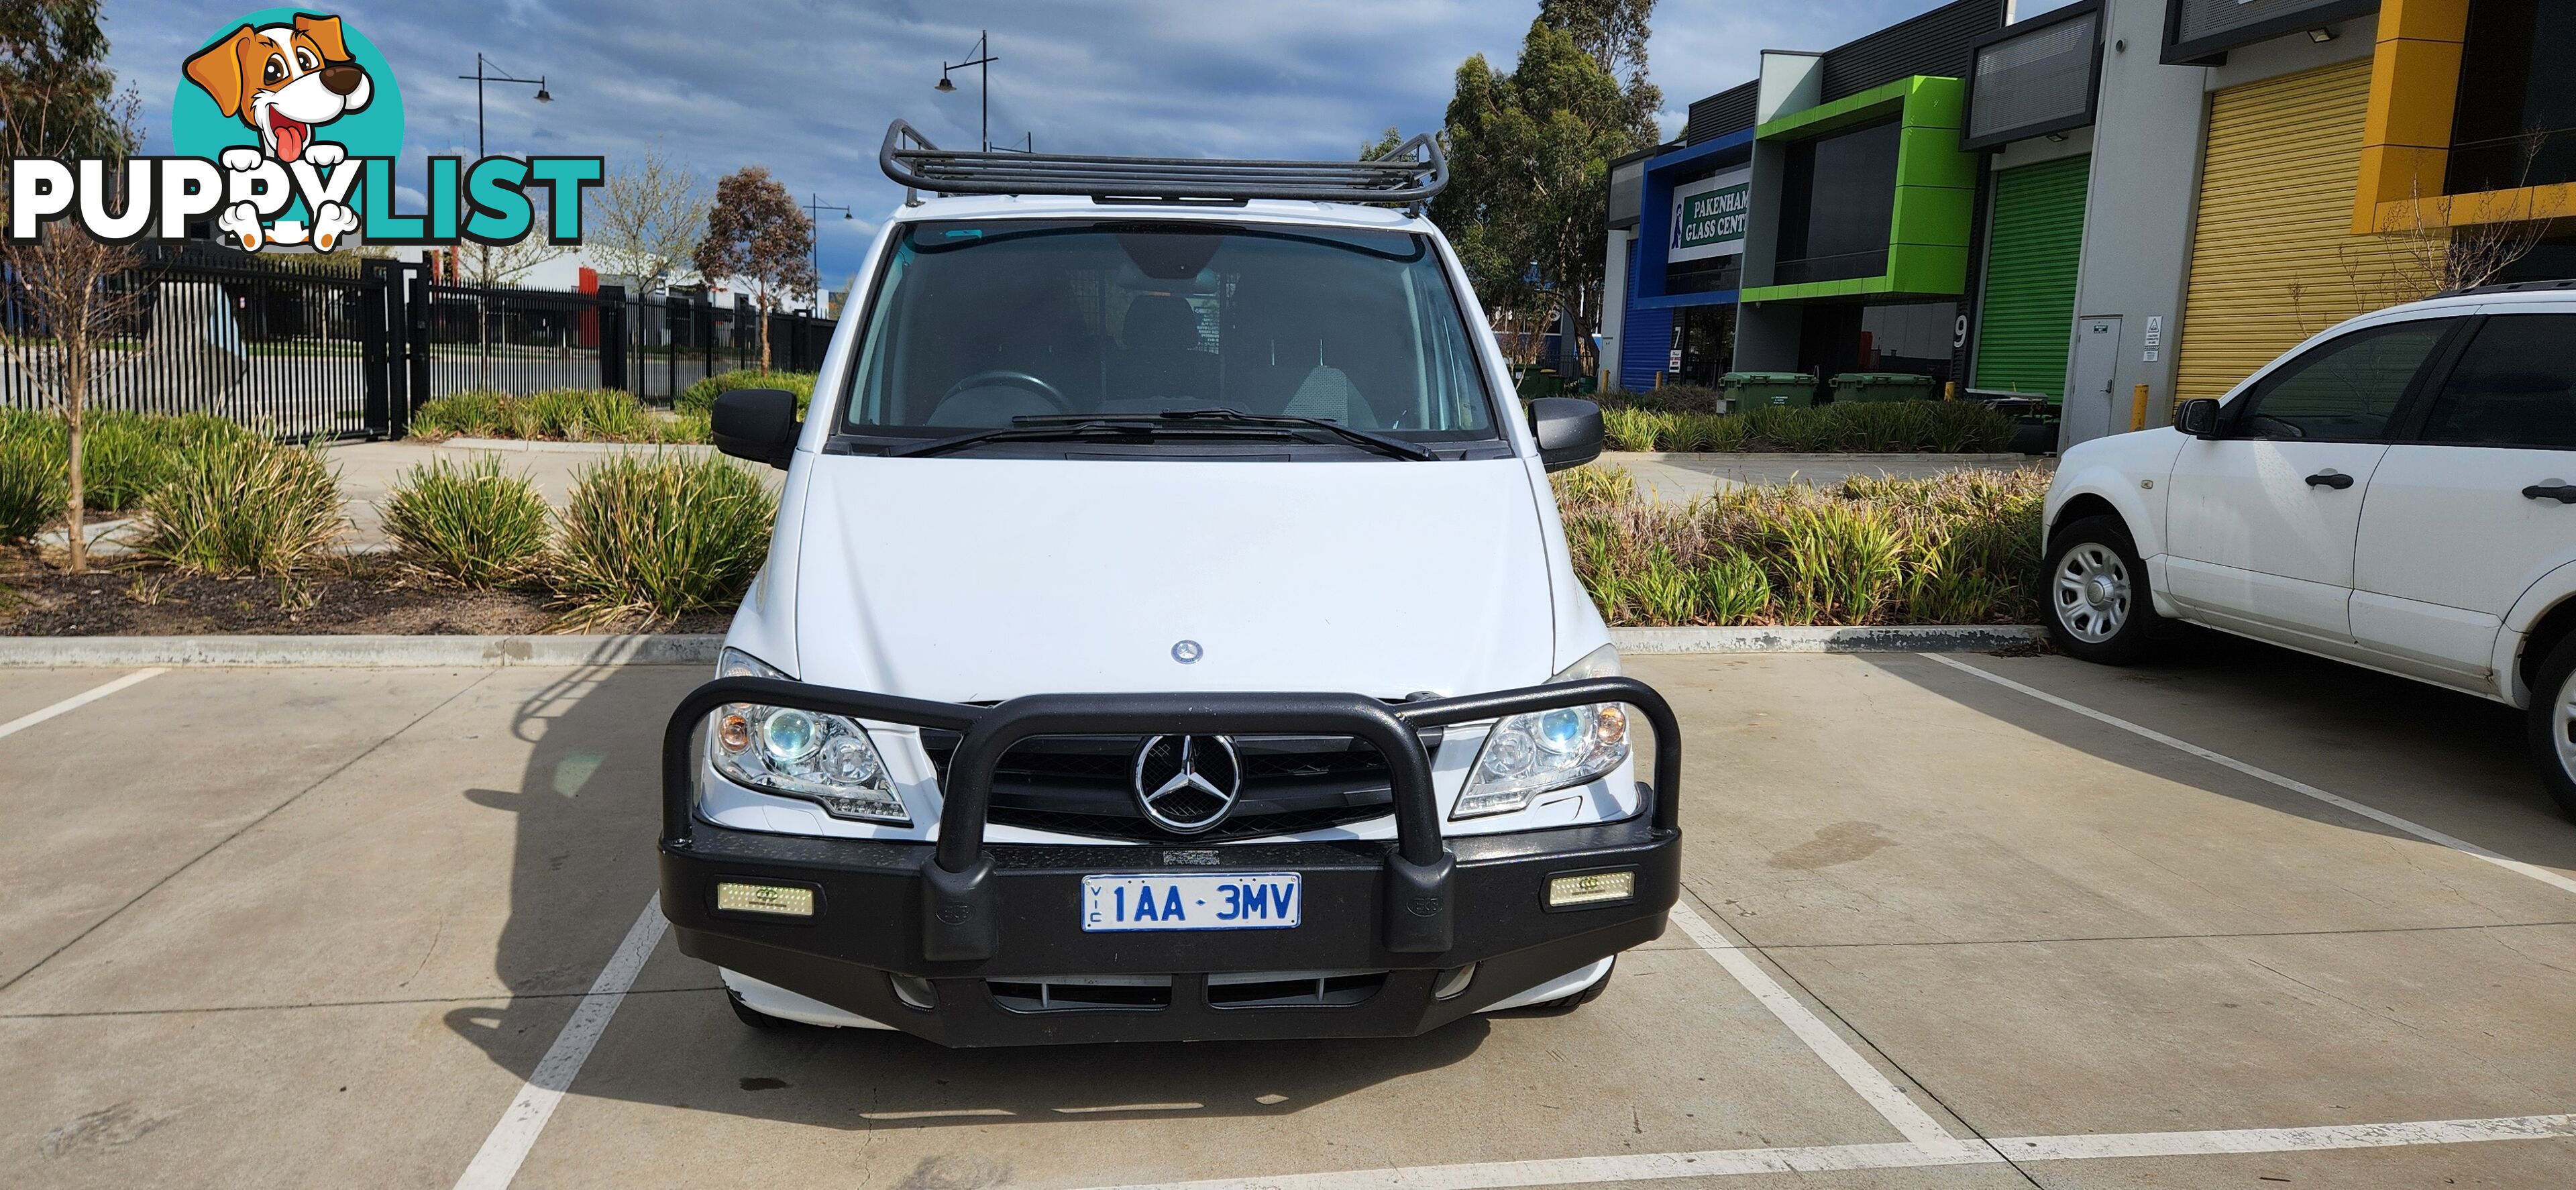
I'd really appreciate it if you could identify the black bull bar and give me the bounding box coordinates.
[661,676,1680,961]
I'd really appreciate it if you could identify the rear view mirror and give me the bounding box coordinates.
[712,388,801,469]
[2174,398,2222,439]
[1529,397,1604,473]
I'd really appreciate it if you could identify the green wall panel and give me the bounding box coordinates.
[1972,154,2090,399]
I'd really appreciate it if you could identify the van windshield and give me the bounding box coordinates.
[837,220,1498,443]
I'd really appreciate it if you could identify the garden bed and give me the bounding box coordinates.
[0,553,730,637]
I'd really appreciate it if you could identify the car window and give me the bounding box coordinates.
[2233,319,2454,443]
[838,220,1497,444]
[2417,314,2576,449]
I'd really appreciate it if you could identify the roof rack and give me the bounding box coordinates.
[2437,278,2576,299]
[878,119,1447,208]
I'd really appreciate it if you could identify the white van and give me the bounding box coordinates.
[2042,285,2576,816]
[656,123,1684,1045]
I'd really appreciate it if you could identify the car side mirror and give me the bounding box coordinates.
[2174,398,2222,439]
[1529,397,1603,473]
[712,388,801,469]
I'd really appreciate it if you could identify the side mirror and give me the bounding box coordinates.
[711,388,801,469]
[1529,396,1604,473]
[2174,398,2222,439]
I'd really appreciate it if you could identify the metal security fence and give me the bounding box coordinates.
[623,292,831,402]
[1,254,390,441]
[0,245,835,439]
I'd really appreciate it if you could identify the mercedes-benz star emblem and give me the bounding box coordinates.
[1171,639,1203,664]
[1132,735,1242,834]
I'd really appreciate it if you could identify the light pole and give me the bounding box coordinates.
[459,52,551,162]
[935,30,998,152]
[455,53,551,386]
[804,195,853,315]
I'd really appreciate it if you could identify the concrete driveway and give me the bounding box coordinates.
[3,632,2571,1187]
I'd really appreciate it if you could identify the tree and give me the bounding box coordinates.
[1432,6,1662,363]
[0,0,142,574]
[693,166,815,372]
[590,147,708,294]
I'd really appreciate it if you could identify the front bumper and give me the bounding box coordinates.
[658,677,1682,1046]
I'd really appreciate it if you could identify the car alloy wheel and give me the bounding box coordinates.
[2556,667,2576,784]
[2054,542,2132,645]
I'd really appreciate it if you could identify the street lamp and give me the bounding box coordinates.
[455,52,553,387]
[804,194,853,315]
[458,52,552,161]
[936,30,998,152]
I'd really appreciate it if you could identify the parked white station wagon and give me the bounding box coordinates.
[656,123,1683,1046]
[2043,285,2576,814]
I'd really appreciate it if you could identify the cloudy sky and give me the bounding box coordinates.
[101,0,1948,286]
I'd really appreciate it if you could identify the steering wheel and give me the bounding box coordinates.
[936,370,1074,415]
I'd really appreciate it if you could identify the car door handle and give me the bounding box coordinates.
[2304,472,2355,490]
[2527,482,2576,504]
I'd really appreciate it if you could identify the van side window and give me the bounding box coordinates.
[2417,315,2576,449]
[2232,320,2454,442]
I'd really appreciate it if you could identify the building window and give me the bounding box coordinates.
[1964,6,2099,150]
[2446,0,2576,195]
[1774,119,1900,286]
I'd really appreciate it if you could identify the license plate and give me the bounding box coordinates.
[1081,872,1301,932]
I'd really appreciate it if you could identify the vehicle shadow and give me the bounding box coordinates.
[1864,626,2576,872]
[443,657,1493,1128]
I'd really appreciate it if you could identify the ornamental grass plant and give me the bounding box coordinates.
[1589,399,2017,454]
[1553,464,2050,627]
[378,455,552,587]
[410,388,702,444]
[136,436,345,577]
[548,453,773,628]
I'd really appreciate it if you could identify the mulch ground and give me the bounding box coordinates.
[0,551,731,636]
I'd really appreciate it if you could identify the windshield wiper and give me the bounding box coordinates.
[1120,408,1438,461]
[881,418,1291,459]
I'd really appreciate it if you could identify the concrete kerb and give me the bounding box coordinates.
[0,626,2041,667]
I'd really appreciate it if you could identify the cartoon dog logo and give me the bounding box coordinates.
[183,13,372,250]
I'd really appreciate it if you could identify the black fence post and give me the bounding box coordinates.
[598,284,627,392]
[403,263,430,437]
[360,258,392,437]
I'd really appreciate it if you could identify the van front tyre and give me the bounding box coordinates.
[2044,516,2160,665]
[2528,635,2576,820]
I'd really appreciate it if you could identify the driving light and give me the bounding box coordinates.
[716,881,816,917]
[708,649,909,824]
[1547,870,1635,908]
[1454,644,1631,819]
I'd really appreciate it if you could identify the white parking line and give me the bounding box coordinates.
[1665,899,1957,1148]
[1926,654,2576,899]
[451,897,665,1190]
[1061,1113,2576,1190]
[0,667,164,741]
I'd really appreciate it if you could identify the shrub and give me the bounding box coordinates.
[410,388,707,445]
[378,455,551,586]
[138,437,345,576]
[410,389,511,439]
[0,429,65,543]
[1552,463,2051,627]
[549,453,773,627]
[78,412,258,510]
[1569,400,2019,454]
[676,369,818,417]
[1597,384,1723,415]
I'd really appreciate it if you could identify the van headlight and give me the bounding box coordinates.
[707,648,909,824]
[1453,644,1630,819]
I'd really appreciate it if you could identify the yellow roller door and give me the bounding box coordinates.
[2176,58,2428,402]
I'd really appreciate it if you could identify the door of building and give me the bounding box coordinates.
[1974,154,2090,402]
[2065,316,2121,443]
